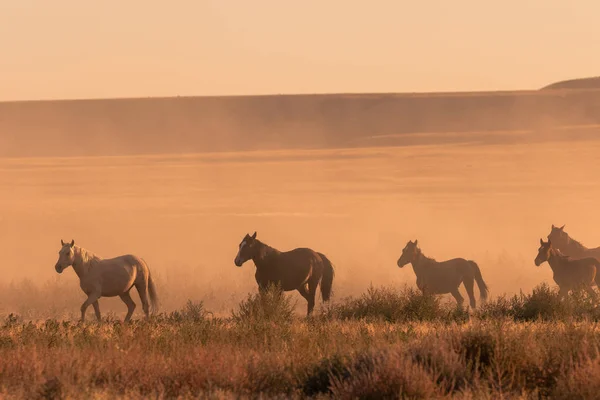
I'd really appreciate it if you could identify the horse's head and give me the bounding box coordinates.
[234,232,257,267]
[397,240,419,268]
[55,239,75,273]
[547,224,567,246]
[534,238,552,266]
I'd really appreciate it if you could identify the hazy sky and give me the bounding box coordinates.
[0,1,598,100]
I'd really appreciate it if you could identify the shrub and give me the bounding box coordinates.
[326,285,469,323]
[167,300,210,323]
[231,283,296,325]
[328,348,440,399]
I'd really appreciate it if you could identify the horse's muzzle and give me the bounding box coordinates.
[534,258,542,267]
[55,264,64,273]
[234,258,243,267]
[397,259,406,268]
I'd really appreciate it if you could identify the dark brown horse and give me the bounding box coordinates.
[534,238,600,299]
[547,224,600,262]
[233,232,335,316]
[396,240,488,308]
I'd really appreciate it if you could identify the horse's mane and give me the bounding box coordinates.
[558,232,588,252]
[416,248,437,263]
[254,240,281,260]
[75,246,103,268]
[552,248,571,260]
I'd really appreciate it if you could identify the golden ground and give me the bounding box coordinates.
[2,130,600,318]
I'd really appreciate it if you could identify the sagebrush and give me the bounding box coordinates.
[0,284,600,399]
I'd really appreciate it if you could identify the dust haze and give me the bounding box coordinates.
[2,89,600,319]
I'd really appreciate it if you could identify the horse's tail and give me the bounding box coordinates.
[469,260,489,301]
[141,258,159,314]
[591,258,600,287]
[318,252,335,302]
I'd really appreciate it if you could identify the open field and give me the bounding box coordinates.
[2,285,600,399]
[3,129,600,318]
[3,90,600,397]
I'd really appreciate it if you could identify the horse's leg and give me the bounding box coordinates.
[92,301,101,322]
[306,276,321,316]
[463,277,477,309]
[450,288,464,308]
[558,286,568,300]
[297,284,310,314]
[257,282,267,295]
[80,292,101,322]
[135,283,151,319]
[297,284,310,301]
[585,284,598,301]
[119,292,137,322]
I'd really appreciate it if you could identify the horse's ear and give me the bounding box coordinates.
[70,240,75,247]
[251,232,257,240]
[559,225,565,231]
[540,238,544,246]
[61,239,65,246]
[414,239,418,245]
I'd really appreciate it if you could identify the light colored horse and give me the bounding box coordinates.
[54,240,159,322]
[396,240,489,308]
[534,238,600,299]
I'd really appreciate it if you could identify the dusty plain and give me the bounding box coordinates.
[2,124,600,317]
[2,89,600,398]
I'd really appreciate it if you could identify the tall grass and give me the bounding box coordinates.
[1,283,600,398]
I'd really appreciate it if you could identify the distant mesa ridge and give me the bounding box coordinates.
[541,76,600,90]
[2,77,600,157]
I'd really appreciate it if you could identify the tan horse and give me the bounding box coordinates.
[234,232,335,316]
[54,240,159,322]
[547,224,600,262]
[396,240,488,308]
[534,238,600,299]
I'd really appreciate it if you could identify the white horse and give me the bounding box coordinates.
[54,240,159,322]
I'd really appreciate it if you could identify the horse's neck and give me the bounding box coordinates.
[561,237,588,255]
[72,247,102,279]
[547,250,568,272]
[411,251,433,275]
[252,241,281,268]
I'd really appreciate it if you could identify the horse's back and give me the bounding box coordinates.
[581,256,600,265]
[433,257,472,270]
[286,247,319,255]
[87,255,140,296]
[587,249,600,263]
[566,256,598,269]
[95,254,147,275]
[256,247,322,290]
[418,257,474,288]
[282,247,322,264]
[554,257,597,286]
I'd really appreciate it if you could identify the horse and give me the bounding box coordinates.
[233,232,335,316]
[54,240,159,322]
[547,224,600,262]
[396,240,488,308]
[534,238,600,299]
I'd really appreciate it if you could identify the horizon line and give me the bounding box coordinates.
[0,88,549,105]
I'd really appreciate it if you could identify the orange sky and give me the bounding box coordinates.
[0,1,598,101]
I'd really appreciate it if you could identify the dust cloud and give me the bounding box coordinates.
[2,92,600,319]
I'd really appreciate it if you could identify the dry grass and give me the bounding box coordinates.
[3,101,600,398]
[2,284,600,399]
